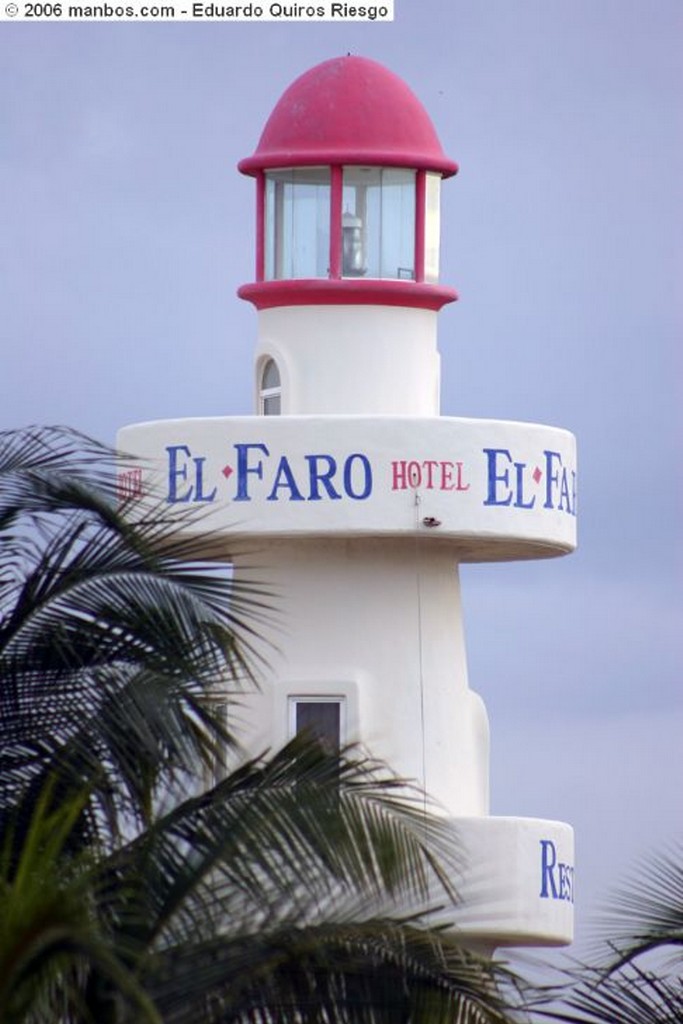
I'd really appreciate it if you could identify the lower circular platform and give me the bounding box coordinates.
[447,816,575,947]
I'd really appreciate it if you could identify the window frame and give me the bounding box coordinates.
[287,694,347,753]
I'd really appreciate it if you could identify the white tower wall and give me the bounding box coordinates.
[256,305,441,416]
[235,538,489,818]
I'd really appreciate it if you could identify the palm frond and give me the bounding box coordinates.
[145,919,517,1024]
[532,962,683,1024]
[94,737,462,958]
[0,781,161,1024]
[596,842,683,970]
[527,842,683,1024]
[0,425,268,851]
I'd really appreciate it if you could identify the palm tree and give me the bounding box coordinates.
[530,843,683,1024]
[0,424,264,855]
[0,425,518,1024]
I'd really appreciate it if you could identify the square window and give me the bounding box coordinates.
[288,697,345,755]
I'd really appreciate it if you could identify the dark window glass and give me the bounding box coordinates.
[295,701,341,755]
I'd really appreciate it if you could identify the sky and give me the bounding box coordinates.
[2,0,682,966]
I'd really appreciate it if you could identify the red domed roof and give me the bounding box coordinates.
[239,56,458,177]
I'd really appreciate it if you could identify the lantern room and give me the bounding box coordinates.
[238,56,459,311]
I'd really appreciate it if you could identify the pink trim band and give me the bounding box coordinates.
[238,279,457,312]
[239,150,458,178]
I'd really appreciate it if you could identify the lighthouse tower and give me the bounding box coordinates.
[119,57,577,949]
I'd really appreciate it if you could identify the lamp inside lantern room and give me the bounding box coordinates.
[342,208,365,277]
[341,166,415,279]
[260,165,443,284]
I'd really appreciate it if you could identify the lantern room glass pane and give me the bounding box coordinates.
[424,172,441,283]
[342,167,415,280]
[265,168,330,280]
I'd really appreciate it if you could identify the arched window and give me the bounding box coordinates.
[259,358,281,415]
